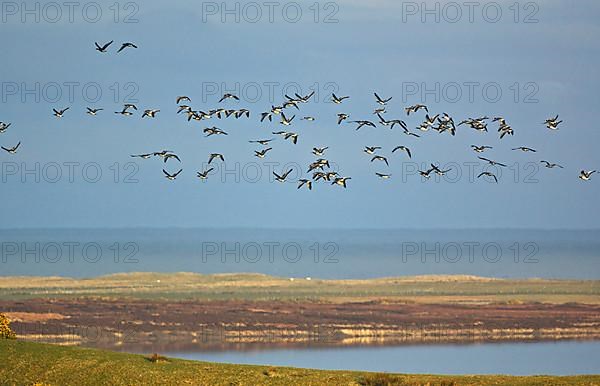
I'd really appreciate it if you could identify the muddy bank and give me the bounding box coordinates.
[3,299,600,351]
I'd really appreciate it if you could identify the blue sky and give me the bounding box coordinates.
[1,0,599,229]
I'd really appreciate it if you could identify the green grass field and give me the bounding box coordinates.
[1,272,599,303]
[0,340,598,386]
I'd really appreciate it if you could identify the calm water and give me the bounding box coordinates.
[1,228,599,279]
[166,341,600,375]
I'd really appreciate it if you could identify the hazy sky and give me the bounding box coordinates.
[1,0,599,229]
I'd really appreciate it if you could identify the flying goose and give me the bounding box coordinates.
[364,146,381,155]
[377,113,407,130]
[0,122,11,133]
[478,156,507,167]
[208,153,225,164]
[352,120,376,131]
[235,109,250,119]
[176,96,191,104]
[86,107,103,116]
[130,153,153,159]
[544,115,562,130]
[283,132,299,144]
[254,147,272,158]
[117,42,138,53]
[162,153,181,163]
[273,168,293,182]
[375,173,391,179]
[331,93,349,104]
[471,145,493,153]
[280,112,295,126]
[312,147,328,156]
[392,146,411,158]
[142,109,160,118]
[177,105,192,114]
[337,113,349,125]
[260,112,273,122]
[163,169,182,180]
[197,168,214,180]
[430,164,451,176]
[579,170,596,181]
[405,104,428,115]
[331,177,351,188]
[419,168,433,179]
[218,93,239,103]
[95,40,113,52]
[204,127,228,137]
[307,158,330,172]
[371,155,389,166]
[540,160,564,169]
[302,116,316,121]
[478,171,498,183]
[249,139,274,146]
[295,91,315,103]
[53,107,69,118]
[512,146,536,153]
[297,179,313,190]
[1,142,20,154]
[374,92,392,106]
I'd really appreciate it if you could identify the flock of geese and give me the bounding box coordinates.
[0,43,597,188]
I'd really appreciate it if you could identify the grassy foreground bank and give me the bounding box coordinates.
[0,340,598,386]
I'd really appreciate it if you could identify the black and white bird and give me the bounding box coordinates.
[332,177,351,188]
[337,113,349,125]
[204,127,228,137]
[471,145,493,153]
[1,142,20,154]
[364,146,381,155]
[95,40,113,52]
[162,153,181,163]
[540,160,564,169]
[478,156,507,167]
[0,122,11,133]
[374,92,392,106]
[312,147,328,156]
[208,153,225,164]
[297,179,312,190]
[512,146,536,153]
[331,93,350,104]
[273,168,293,182]
[375,173,391,179]
[405,104,428,115]
[430,164,451,176]
[218,93,239,103]
[176,96,191,104]
[163,169,182,180]
[579,170,596,181]
[544,115,562,130]
[196,168,214,180]
[254,147,272,158]
[352,120,376,131]
[142,109,160,118]
[302,116,316,121]
[249,139,274,146]
[392,145,411,158]
[478,171,498,183]
[130,153,153,159]
[86,107,103,116]
[371,155,389,166]
[117,42,138,53]
[280,112,295,126]
[53,107,69,118]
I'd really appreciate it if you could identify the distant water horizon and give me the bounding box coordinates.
[1,228,599,279]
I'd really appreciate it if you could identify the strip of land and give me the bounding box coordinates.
[1,273,599,350]
[1,340,599,386]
